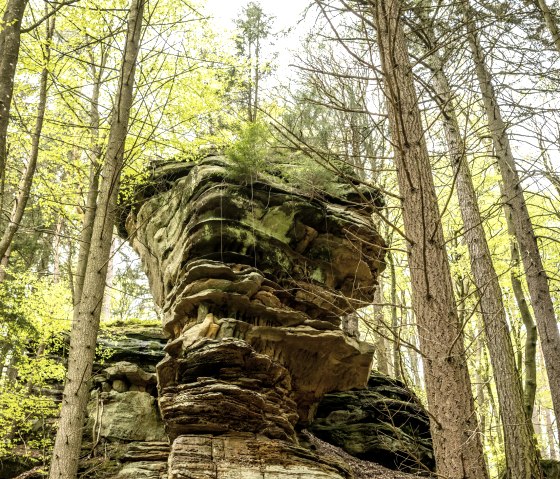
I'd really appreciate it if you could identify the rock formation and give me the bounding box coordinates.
[1,154,439,479]
[309,371,434,473]
[120,154,395,477]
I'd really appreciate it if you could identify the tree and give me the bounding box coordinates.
[0,4,54,279]
[234,1,274,123]
[461,0,560,441]
[369,0,489,476]
[0,0,28,219]
[49,0,145,476]
[409,3,542,476]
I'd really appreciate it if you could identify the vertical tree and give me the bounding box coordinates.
[0,0,28,219]
[234,1,273,122]
[0,5,54,278]
[462,0,560,440]
[48,0,145,476]
[370,0,488,476]
[409,4,542,476]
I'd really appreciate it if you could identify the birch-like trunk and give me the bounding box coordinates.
[49,1,144,477]
[462,0,560,441]
[373,1,488,476]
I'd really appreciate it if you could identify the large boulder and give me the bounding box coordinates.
[309,371,434,473]
[87,390,167,442]
[122,156,386,424]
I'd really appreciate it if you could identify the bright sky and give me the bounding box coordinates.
[203,0,312,82]
[203,0,307,31]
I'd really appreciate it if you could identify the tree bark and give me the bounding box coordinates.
[532,0,560,53]
[412,5,542,476]
[0,0,28,216]
[73,53,107,307]
[372,1,488,476]
[373,280,389,374]
[462,0,560,441]
[48,1,144,477]
[0,10,53,274]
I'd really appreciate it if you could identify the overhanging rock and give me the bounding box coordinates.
[121,154,388,477]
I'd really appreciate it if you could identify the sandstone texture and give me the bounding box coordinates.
[87,390,166,442]
[114,155,436,478]
[123,156,386,426]
[309,372,434,473]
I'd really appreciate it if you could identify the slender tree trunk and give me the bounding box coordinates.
[545,408,558,460]
[406,296,422,387]
[414,7,542,475]
[0,0,28,215]
[388,252,401,380]
[533,406,543,450]
[506,216,538,419]
[52,216,64,282]
[372,1,488,476]
[0,11,53,273]
[474,340,486,442]
[462,0,560,441]
[101,237,116,321]
[373,280,389,374]
[253,34,259,122]
[73,56,106,307]
[49,2,144,477]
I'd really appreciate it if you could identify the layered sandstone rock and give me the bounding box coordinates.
[309,371,435,473]
[122,155,386,429]
[114,154,430,478]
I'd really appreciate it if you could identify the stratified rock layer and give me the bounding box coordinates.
[157,337,298,441]
[123,156,386,427]
[167,434,348,479]
[119,155,432,478]
[309,372,435,473]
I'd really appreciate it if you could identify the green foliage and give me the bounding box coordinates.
[0,271,71,456]
[226,121,271,180]
[281,153,342,198]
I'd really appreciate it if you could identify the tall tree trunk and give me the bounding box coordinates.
[462,0,560,440]
[413,6,542,475]
[0,10,53,275]
[253,34,259,122]
[372,1,488,476]
[49,1,144,477]
[506,214,538,419]
[73,54,107,307]
[0,0,28,216]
